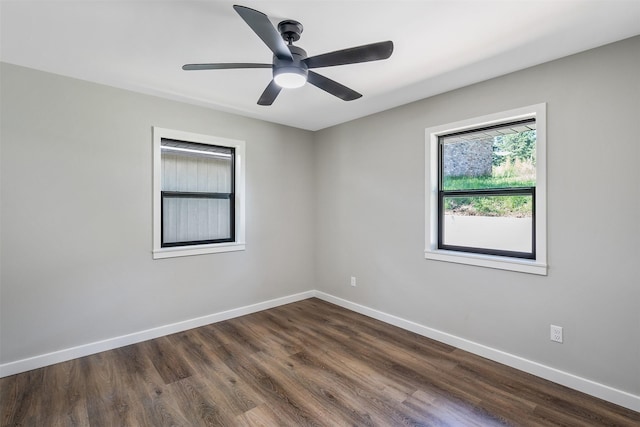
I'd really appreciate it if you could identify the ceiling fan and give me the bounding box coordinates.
[182,5,394,106]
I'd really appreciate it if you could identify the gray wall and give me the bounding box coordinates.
[314,36,640,395]
[0,63,315,362]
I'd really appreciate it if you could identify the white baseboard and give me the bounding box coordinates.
[0,290,314,378]
[1,289,638,413]
[313,291,640,413]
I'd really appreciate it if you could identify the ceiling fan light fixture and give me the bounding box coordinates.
[274,67,307,88]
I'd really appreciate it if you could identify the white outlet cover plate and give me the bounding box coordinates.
[550,325,563,343]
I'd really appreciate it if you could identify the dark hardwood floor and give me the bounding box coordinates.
[2,298,639,426]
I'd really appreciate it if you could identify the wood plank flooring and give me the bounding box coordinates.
[2,298,639,426]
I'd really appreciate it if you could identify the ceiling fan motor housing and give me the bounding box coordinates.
[273,45,308,86]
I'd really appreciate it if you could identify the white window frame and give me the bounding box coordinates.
[425,104,547,275]
[152,127,245,259]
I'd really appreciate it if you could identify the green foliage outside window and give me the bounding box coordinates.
[492,130,536,167]
[443,130,536,217]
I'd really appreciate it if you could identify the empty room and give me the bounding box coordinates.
[1,1,639,425]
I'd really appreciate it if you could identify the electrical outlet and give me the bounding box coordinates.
[550,325,563,343]
[350,276,357,287]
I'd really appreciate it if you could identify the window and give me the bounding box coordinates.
[425,104,547,275]
[153,127,245,259]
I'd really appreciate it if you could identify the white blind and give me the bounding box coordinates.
[161,139,233,245]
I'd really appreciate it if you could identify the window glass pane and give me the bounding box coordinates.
[442,195,533,254]
[442,121,536,191]
[163,197,231,244]
[161,140,233,193]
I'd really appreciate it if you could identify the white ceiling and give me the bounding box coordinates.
[2,1,639,131]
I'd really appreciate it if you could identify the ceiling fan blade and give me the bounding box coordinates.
[258,80,282,105]
[307,71,362,101]
[233,5,293,61]
[304,41,394,69]
[182,63,272,71]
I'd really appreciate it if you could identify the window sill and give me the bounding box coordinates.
[425,249,547,275]
[153,242,245,259]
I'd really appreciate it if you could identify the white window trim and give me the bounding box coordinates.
[152,127,246,259]
[425,104,547,275]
